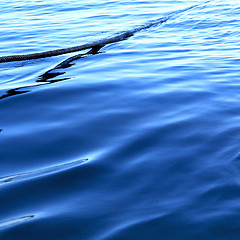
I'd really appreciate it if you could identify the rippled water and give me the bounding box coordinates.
[1,0,240,239]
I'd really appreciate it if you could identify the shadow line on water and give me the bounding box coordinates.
[0,47,102,100]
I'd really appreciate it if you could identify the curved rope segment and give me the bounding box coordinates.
[0,1,212,63]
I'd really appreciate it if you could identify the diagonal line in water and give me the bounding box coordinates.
[0,0,215,100]
[0,215,34,229]
[0,158,88,186]
[131,0,212,33]
[0,0,214,63]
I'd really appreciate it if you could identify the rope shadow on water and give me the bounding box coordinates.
[0,0,214,100]
[0,47,103,100]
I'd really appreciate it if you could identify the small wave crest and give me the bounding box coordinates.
[0,158,88,186]
[0,215,34,229]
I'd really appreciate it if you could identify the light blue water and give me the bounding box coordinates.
[1,0,240,239]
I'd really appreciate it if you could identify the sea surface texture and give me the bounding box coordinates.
[1,0,240,239]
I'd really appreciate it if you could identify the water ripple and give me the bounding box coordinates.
[0,159,87,186]
[1,1,240,240]
[0,215,34,229]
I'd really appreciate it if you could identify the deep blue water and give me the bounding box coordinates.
[1,0,240,239]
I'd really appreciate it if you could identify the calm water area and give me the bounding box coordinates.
[1,0,240,239]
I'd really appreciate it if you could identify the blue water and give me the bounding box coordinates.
[1,0,240,239]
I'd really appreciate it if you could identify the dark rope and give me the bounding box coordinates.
[0,1,211,63]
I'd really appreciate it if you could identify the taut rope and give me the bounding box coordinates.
[0,17,169,63]
[0,1,211,63]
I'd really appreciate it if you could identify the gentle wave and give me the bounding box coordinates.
[0,159,88,185]
[1,1,240,240]
[0,215,34,229]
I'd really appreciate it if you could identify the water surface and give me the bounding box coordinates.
[1,0,240,239]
